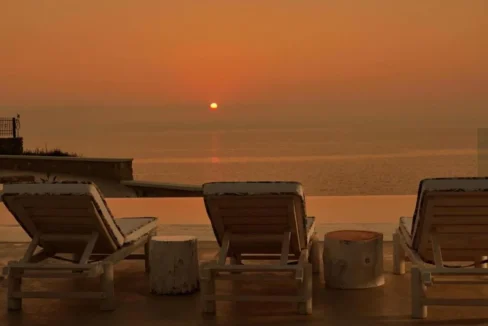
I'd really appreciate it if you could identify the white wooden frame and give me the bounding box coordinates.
[393,227,488,319]
[200,230,316,315]
[3,229,156,311]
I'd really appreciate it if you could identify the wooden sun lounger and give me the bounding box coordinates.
[1,181,158,311]
[200,181,321,315]
[393,177,488,318]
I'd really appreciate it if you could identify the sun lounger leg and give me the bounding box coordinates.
[309,233,321,274]
[144,238,152,273]
[411,267,427,319]
[7,270,22,311]
[297,263,313,315]
[393,231,406,275]
[72,253,81,263]
[230,255,242,275]
[200,265,216,314]
[100,263,116,311]
[230,255,241,265]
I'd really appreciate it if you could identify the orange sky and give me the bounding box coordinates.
[1,1,487,125]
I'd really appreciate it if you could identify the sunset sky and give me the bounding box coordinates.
[1,1,487,127]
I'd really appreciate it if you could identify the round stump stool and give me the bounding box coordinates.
[149,235,200,295]
[323,230,384,289]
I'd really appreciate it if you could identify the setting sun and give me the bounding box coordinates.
[210,103,218,110]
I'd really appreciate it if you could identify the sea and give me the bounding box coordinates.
[0,125,483,242]
[21,126,479,196]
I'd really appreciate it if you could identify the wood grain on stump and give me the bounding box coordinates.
[149,235,200,295]
[323,230,384,289]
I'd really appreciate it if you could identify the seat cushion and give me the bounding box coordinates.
[115,217,158,244]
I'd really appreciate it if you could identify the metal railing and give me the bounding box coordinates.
[0,116,20,138]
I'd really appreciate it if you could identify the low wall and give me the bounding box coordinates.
[0,175,36,184]
[0,155,134,181]
[0,138,23,155]
[122,181,203,197]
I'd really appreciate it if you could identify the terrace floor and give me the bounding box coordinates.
[2,242,488,326]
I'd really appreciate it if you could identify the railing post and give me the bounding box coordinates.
[12,117,17,138]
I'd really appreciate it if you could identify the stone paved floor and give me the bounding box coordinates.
[1,243,488,326]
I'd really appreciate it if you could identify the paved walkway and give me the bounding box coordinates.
[1,243,488,326]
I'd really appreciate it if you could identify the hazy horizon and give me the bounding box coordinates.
[2,1,488,128]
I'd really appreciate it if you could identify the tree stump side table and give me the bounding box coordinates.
[149,235,200,295]
[323,230,384,289]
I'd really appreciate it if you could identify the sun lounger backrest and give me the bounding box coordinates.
[412,178,488,261]
[203,181,308,257]
[412,178,488,240]
[1,182,125,254]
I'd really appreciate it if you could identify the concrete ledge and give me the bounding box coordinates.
[0,175,36,183]
[0,155,134,181]
[122,180,202,197]
[0,138,23,155]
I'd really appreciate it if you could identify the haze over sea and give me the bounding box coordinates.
[15,114,478,196]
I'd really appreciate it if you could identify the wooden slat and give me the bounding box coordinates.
[240,254,296,260]
[225,225,292,234]
[31,218,95,229]
[30,220,97,231]
[14,196,93,209]
[424,298,488,306]
[29,215,96,223]
[30,217,97,231]
[425,192,488,202]
[25,207,95,218]
[433,279,488,285]
[9,263,98,271]
[21,272,92,279]
[430,234,488,249]
[421,249,488,261]
[229,243,286,255]
[221,217,288,225]
[231,234,286,242]
[205,195,304,258]
[433,206,488,216]
[435,225,488,233]
[32,225,96,234]
[215,274,297,281]
[213,196,293,209]
[418,194,488,260]
[219,207,289,218]
[208,264,298,272]
[12,291,104,299]
[28,214,96,223]
[34,225,96,235]
[218,204,287,210]
[431,216,488,225]
[204,295,305,302]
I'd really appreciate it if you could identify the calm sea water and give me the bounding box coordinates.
[22,127,478,196]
